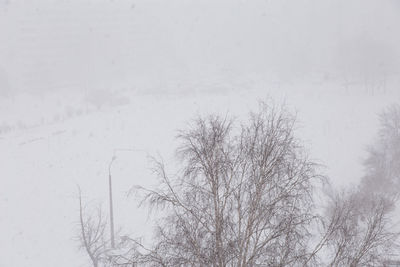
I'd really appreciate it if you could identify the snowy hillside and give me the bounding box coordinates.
[1,84,399,266]
[1,0,400,266]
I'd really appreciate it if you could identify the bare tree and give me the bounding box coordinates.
[106,235,143,267]
[360,104,400,198]
[304,105,400,266]
[77,188,109,267]
[319,188,399,267]
[104,103,399,266]
[136,102,321,266]
[303,105,400,267]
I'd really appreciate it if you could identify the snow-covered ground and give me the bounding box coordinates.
[0,83,399,267]
[1,0,400,266]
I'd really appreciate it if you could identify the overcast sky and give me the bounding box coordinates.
[0,0,399,94]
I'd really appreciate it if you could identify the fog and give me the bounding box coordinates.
[1,0,399,94]
[0,1,399,266]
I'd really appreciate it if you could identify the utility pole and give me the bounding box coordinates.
[108,156,116,249]
[107,148,146,250]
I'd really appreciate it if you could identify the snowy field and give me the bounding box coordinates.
[1,0,399,266]
[1,84,399,266]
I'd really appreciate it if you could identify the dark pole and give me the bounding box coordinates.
[108,156,116,249]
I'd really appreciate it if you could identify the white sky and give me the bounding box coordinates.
[0,1,399,266]
[0,0,399,94]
